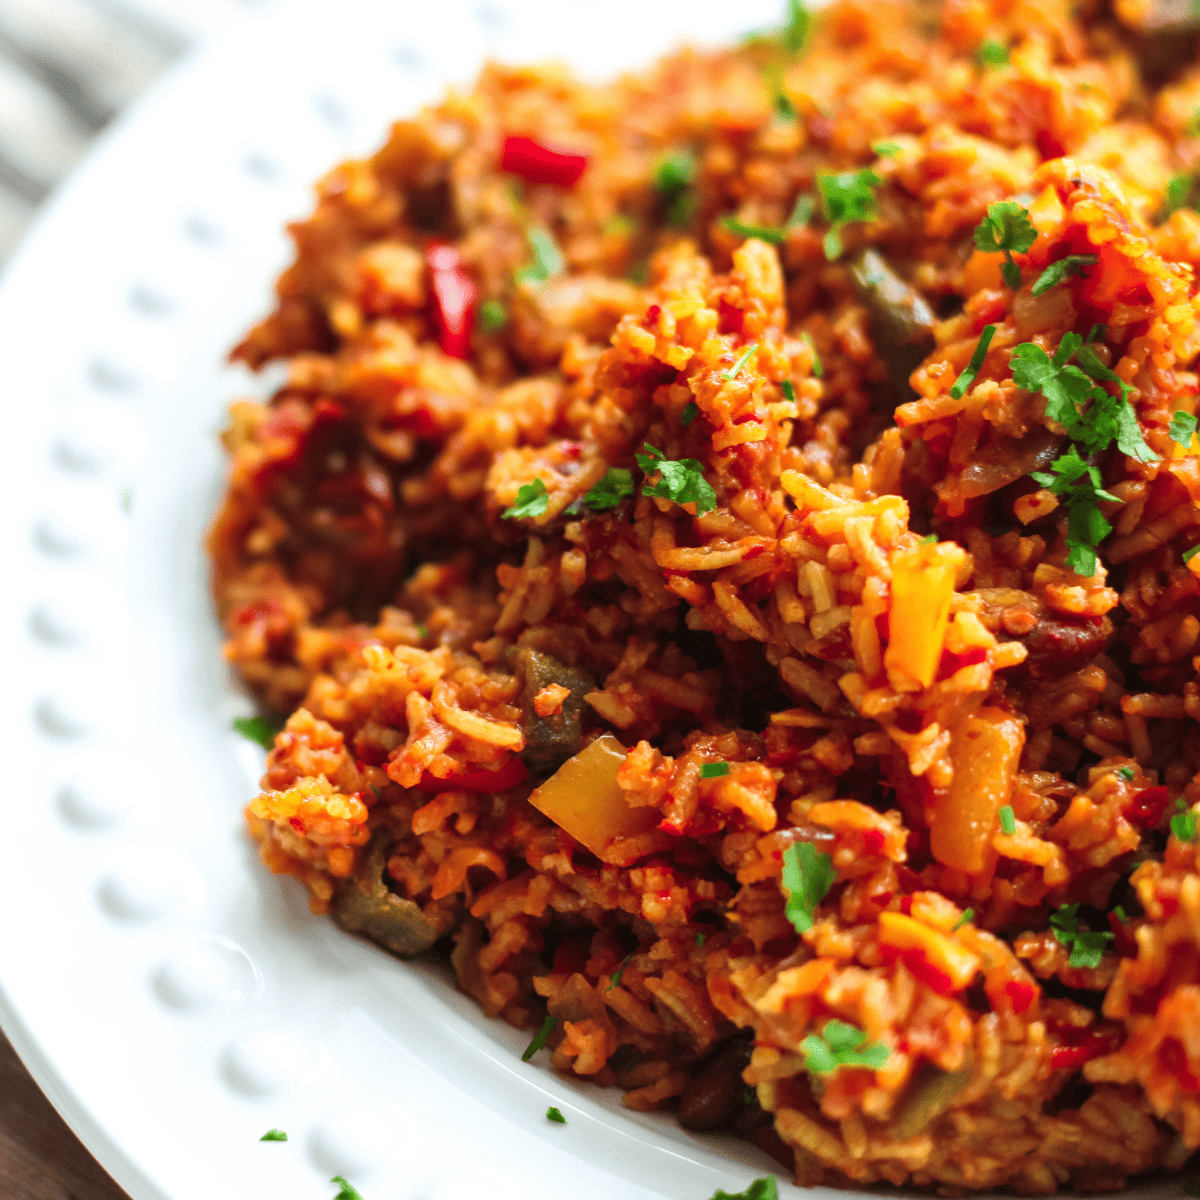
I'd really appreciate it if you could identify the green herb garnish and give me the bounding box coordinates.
[1172,797,1199,843]
[636,444,717,515]
[801,331,823,377]
[952,908,974,931]
[782,0,812,53]
[696,932,706,946]
[522,1014,558,1061]
[584,467,635,511]
[700,762,731,779]
[331,1178,366,1200]
[949,324,996,399]
[607,952,634,992]
[1113,905,1128,923]
[722,343,759,381]
[918,533,938,545]
[515,225,565,285]
[720,194,812,244]
[415,623,429,639]
[1031,255,1098,296]
[711,1177,780,1200]
[1165,173,1198,217]
[1031,447,1119,577]
[654,149,697,227]
[872,140,902,157]
[680,401,699,427]
[1117,766,1136,781]
[1049,903,1114,969]
[1170,411,1197,447]
[998,805,1016,835]
[260,1129,288,1142]
[972,201,1037,289]
[502,477,549,520]
[546,1106,567,1123]
[478,298,508,333]
[1185,545,1200,565]
[817,169,882,260]
[233,715,282,751]
[800,1019,890,1074]
[781,841,836,935]
[975,38,1010,67]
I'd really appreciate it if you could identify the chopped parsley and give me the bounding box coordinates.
[949,323,996,399]
[259,1129,288,1142]
[1172,797,1199,843]
[502,477,549,520]
[1170,411,1197,447]
[872,140,902,157]
[1185,545,1200,565]
[478,298,508,333]
[975,38,1010,67]
[515,225,565,285]
[801,1019,890,1074]
[998,805,1017,835]
[1117,766,1136,781]
[1031,254,1098,296]
[522,1014,558,1061]
[781,841,836,935]
[331,1178,365,1200]
[636,444,717,515]
[1086,323,1106,344]
[415,623,429,639]
[607,952,634,992]
[952,908,975,931]
[972,201,1037,290]
[233,715,282,751]
[782,0,812,54]
[719,216,790,244]
[817,169,882,260]
[720,194,812,245]
[801,331,823,377]
[722,343,759,381]
[654,149,697,227]
[696,931,706,946]
[1049,903,1114,969]
[918,533,938,545]
[1112,905,1128,923]
[1031,448,1118,577]
[1164,173,1199,217]
[681,401,700,427]
[700,761,731,779]
[546,1106,567,1123]
[711,1178,780,1200]
[584,467,635,511]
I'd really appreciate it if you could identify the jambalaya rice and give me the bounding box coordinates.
[210,0,1200,1189]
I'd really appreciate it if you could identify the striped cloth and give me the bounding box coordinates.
[0,0,247,266]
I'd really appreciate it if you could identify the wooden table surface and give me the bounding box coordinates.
[0,2,244,1194]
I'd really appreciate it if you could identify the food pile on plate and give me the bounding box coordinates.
[210,0,1200,1188]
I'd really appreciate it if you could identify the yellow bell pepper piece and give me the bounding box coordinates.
[526,734,659,862]
[885,541,966,691]
[878,911,981,992]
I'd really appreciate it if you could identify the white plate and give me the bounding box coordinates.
[0,1,811,1197]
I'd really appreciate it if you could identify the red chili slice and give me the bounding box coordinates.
[1126,785,1170,829]
[861,829,887,855]
[1003,979,1036,1014]
[418,757,529,795]
[500,134,589,187]
[426,243,477,360]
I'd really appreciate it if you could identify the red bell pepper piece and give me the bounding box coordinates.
[1159,1037,1200,1091]
[1003,979,1036,1014]
[1049,1023,1123,1070]
[500,134,589,187]
[427,244,477,360]
[1126,785,1170,829]
[880,944,957,996]
[418,757,529,795]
